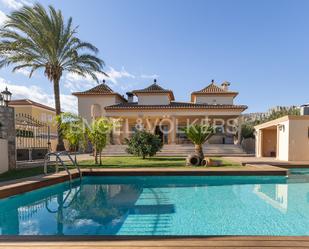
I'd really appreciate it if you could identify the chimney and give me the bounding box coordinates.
[126,92,134,103]
[221,81,230,91]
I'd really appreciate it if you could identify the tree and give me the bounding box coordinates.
[241,106,300,140]
[56,112,86,164]
[87,118,112,165]
[0,3,105,151]
[125,130,163,159]
[182,125,214,160]
[241,123,255,139]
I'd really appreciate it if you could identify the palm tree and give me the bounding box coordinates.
[183,124,214,159]
[0,3,105,151]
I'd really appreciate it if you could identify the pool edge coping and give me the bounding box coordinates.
[1,235,309,241]
[0,166,287,199]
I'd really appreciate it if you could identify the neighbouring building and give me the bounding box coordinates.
[255,114,309,161]
[73,79,248,145]
[9,99,58,152]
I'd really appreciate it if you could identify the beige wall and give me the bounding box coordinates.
[0,139,8,173]
[277,120,289,161]
[289,119,309,161]
[12,106,31,116]
[195,96,234,105]
[12,105,57,134]
[137,93,170,105]
[262,129,277,157]
[77,95,119,123]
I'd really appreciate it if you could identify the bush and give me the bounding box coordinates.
[125,130,163,159]
[241,123,255,139]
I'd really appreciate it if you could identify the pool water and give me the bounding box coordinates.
[1,172,309,236]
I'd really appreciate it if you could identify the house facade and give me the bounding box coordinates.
[9,99,57,134]
[73,80,247,145]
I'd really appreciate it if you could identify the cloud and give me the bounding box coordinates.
[0,77,77,113]
[140,73,159,79]
[15,68,31,76]
[107,67,135,84]
[0,0,31,10]
[64,66,136,92]
[0,10,7,25]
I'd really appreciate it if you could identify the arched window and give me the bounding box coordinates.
[91,104,101,119]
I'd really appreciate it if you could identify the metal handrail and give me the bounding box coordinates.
[45,186,81,213]
[44,151,82,182]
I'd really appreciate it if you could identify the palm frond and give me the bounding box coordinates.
[0,3,105,81]
[182,125,214,146]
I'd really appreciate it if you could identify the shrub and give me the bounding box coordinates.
[87,118,113,165]
[125,130,163,159]
[182,124,214,161]
[241,123,255,139]
[56,112,86,163]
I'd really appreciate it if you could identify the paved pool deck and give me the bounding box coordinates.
[1,236,309,249]
[223,156,309,167]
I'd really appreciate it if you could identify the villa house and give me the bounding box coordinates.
[9,99,57,134]
[73,80,247,147]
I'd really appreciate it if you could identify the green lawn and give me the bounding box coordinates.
[0,156,241,182]
[79,156,241,168]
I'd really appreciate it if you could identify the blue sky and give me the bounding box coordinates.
[0,0,309,113]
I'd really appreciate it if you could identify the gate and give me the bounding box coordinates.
[15,113,51,161]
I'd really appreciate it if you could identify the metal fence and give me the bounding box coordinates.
[15,113,51,161]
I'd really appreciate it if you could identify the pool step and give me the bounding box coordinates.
[118,188,173,235]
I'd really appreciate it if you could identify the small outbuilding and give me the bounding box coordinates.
[255,115,309,161]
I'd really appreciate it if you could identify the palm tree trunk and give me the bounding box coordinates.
[195,144,204,161]
[53,77,65,151]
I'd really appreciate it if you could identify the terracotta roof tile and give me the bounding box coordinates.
[105,101,247,111]
[132,81,175,100]
[192,82,238,95]
[72,83,114,95]
[72,82,127,101]
[9,99,56,112]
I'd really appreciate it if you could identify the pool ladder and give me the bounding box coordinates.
[44,151,82,183]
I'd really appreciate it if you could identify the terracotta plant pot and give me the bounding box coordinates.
[202,157,221,166]
[186,154,201,166]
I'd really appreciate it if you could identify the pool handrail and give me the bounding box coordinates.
[44,151,82,182]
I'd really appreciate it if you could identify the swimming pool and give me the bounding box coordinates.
[1,172,309,236]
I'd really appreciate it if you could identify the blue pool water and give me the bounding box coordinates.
[1,172,309,236]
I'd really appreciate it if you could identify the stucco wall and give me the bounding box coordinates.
[277,120,289,161]
[0,139,8,173]
[288,119,309,161]
[138,94,170,105]
[195,96,234,105]
[262,129,277,157]
[77,95,118,123]
[12,105,57,134]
